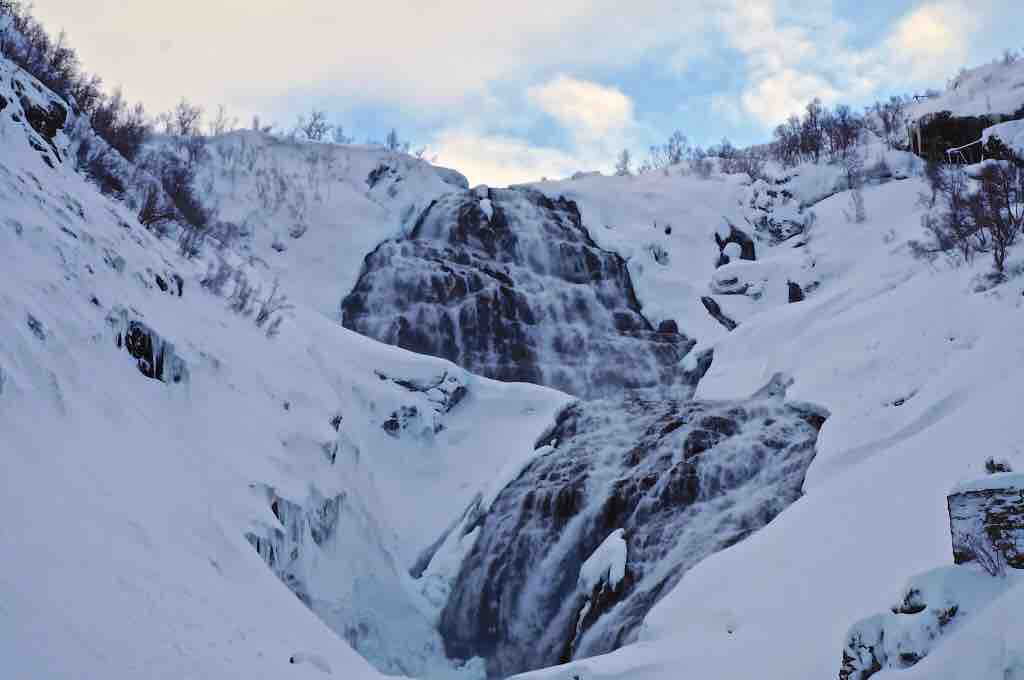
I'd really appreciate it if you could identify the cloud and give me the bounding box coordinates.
[29,0,711,118]
[528,76,635,142]
[741,69,839,125]
[431,128,594,187]
[885,2,979,81]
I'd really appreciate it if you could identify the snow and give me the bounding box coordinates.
[528,169,748,344]
[951,472,1024,495]
[983,118,1024,155]
[907,57,1024,121]
[578,530,628,593]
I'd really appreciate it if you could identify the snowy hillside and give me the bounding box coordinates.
[4,35,1024,680]
[907,56,1024,120]
[196,132,467,319]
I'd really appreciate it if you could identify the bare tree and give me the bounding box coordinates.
[385,128,409,153]
[137,183,175,228]
[207,105,238,136]
[296,110,331,141]
[332,123,353,144]
[614,149,632,176]
[843,153,867,224]
[976,159,1024,275]
[160,98,204,137]
[691,147,713,179]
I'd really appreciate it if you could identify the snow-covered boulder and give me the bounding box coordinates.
[839,566,1011,680]
[983,119,1024,156]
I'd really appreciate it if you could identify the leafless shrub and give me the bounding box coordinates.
[137,183,175,230]
[254,279,294,333]
[227,269,257,316]
[296,110,330,141]
[959,532,1005,577]
[207,105,238,136]
[200,257,234,296]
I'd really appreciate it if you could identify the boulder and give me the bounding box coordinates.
[948,473,1024,571]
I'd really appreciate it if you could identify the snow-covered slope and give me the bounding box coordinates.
[907,57,1024,121]
[197,131,467,319]
[0,57,567,679]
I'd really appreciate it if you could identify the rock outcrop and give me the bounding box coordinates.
[948,473,1024,571]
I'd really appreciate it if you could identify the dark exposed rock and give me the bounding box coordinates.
[374,369,469,438]
[17,94,66,164]
[20,96,66,144]
[342,188,694,397]
[701,296,738,331]
[788,280,805,303]
[657,319,679,335]
[715,223,756,266]
[366,163,398,188]
[26,313,47,341]
[107,307,188,384]
[439,390,828,677]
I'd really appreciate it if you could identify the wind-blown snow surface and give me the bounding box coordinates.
[511,168,1024,680]
[0,59,568,679]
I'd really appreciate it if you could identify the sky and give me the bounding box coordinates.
[29,0,1023,186]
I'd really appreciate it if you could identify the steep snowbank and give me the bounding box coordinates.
[907,57,1024,120]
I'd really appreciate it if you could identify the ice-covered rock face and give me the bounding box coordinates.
[341,187,693,398]
[438,392,827,677]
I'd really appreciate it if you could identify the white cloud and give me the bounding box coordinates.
[28,0,713,118]
[431,128,595,187]
[528,76,635,142]
[885,2,978,81]
[741,69,839,125]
